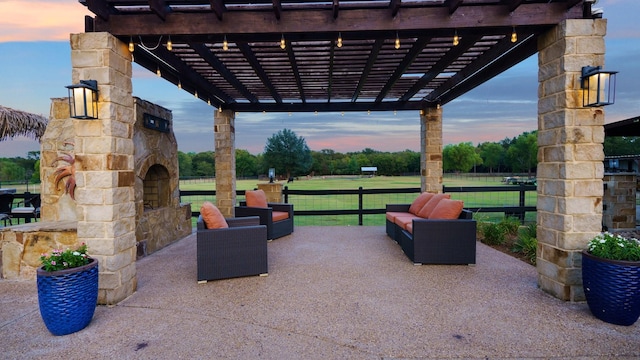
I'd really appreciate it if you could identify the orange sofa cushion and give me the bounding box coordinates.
[408,192,435,215]
[386,211,411,223]
[272,211,290,222]
[429,199,464,220]
[394,214,420,231]
[246,189,268,208]
[200,201,228,229]
[416,193,451,218]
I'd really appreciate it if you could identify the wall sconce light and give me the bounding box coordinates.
[581,66,618,107]
[66,80,98,119]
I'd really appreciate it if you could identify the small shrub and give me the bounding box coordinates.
[512,223,537,265]
[498,216,521,236]
[480,222,506,245]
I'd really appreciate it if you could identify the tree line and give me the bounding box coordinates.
[2,131,640,183]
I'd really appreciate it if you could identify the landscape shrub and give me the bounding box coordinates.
[512,222,537,265]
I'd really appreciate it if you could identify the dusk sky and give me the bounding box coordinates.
[1,0,639,158]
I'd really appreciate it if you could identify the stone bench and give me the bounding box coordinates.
[0,221,78,280]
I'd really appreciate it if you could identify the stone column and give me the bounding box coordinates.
[214,109,236,217]
[71,32,136,305]
[420,107,443,193]
[536,19,607,301]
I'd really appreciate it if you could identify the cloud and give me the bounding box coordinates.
[0,1,91,42]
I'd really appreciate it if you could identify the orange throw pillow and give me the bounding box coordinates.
[429,199,464,219]
[246,189,268,208]
[416,193,451,218]
[200,201,228,229]
[408,192,435,215]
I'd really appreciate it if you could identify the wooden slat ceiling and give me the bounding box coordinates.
[80,0,591,112]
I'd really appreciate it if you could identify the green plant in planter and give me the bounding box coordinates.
[40,244,90,272]
[587,232,640,261]
[582,232,640,326]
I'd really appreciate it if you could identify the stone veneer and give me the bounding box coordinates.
[214,109,236,217]
[0,222,78,279]
[536,19,607,301]
[68,32,138,305]
[602,173,637,231]
[132,98,192,257]
[421,107,443,193]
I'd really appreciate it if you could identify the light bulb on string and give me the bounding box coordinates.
[453,30,459,46]
[223,35,229,51]
[337,33,343,48]
[166,36,172,51]
[395,32,400,49]
[511,26,517,43]
[128,37,134,52]
[280,34,286,50]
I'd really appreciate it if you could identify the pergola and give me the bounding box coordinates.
[81,0,591,112]
[51,0,607,305]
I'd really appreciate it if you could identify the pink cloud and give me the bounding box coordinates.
[0,1,91,42]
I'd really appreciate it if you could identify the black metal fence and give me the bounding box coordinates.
[179,184,537,226]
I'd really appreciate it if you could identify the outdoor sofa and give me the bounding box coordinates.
[386,193,476,265]
[196,213,268,282]
[235,189,294,240]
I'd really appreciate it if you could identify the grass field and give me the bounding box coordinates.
[180,174,537,226]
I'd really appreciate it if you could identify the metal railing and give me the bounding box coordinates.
[180,184,537,225]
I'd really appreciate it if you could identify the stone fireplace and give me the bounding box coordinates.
[133,98,191,258]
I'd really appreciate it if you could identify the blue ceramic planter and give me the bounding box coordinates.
[582,251,640,326]
[37,259,99,336]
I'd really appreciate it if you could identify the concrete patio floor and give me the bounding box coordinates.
[1,226,638,359]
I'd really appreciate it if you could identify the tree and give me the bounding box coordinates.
[263,128,312,178]
[443,142,483,173]
[506,131,537,176]
[177,151,193,178]
[191,151,215,177]
[479,142,506,173]
[236,149,258,178]
[604,136,640,156]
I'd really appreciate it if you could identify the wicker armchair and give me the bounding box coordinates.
[196,216,268,282]
[235,202,294,240]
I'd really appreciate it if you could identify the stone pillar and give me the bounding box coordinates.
[214,109,236,217]
[536,19,607,301]
[602,173,637,231]
[257,182,283,203]
[71,32,136,305]
[420,107,443,193]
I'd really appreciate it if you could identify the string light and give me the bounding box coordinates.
[367,110,371,115]
[395,32,400,49]
[156,66,161,77]
[208,99,211,106]
[194,90,198,98]
[337,32,343,48]
[341,111,344,116]
[128,37,134,52]
[280,34,286,50]
[178,80,182,89]
[166,36,172,51]
[453,30,459,46]
[223,35,229,51]
[314,110,318,116]
[511,26,517,43]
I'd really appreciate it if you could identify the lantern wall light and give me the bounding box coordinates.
[581,65,618,107]
[66,80,98,119]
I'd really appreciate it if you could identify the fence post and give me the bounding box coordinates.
[284,186,289,203]
[518,183,526,223]
[358,186,363,226]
